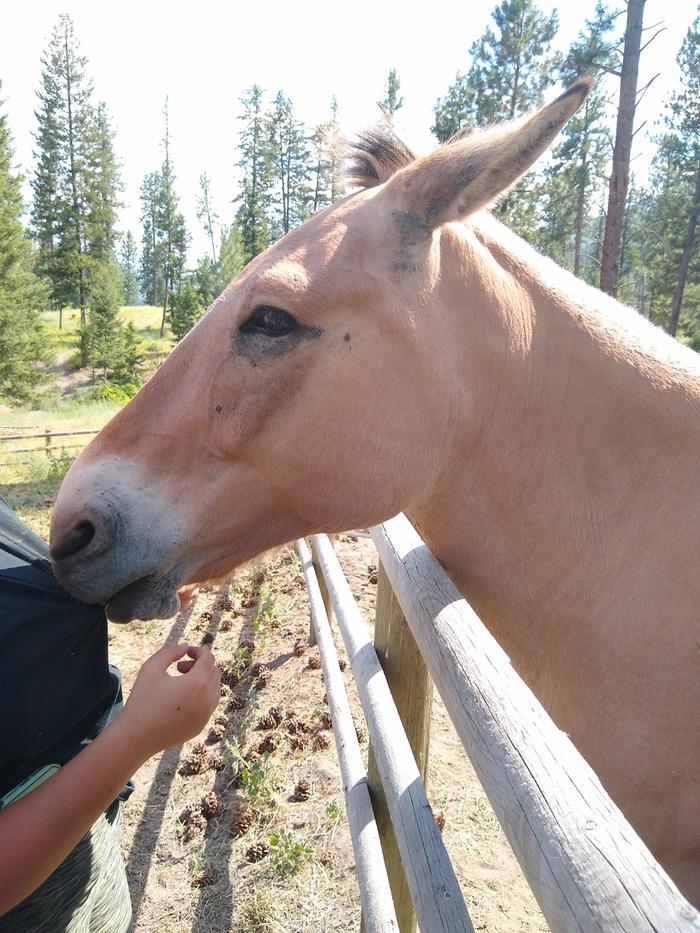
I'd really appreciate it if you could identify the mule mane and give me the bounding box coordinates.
[346,126,415,189]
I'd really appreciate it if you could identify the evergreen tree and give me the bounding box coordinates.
[538,3,616,277]
[217,223,246,293]
[170,277,205,341]
[266,91,312,237]
[157,98,188,337]
[309,97,342,213]
[118,231,139,304]
[31,14,120,324]
[80,261,140,383]
[197,172,218,266]
[139,171,162,306]
[380,69,404,115]
[0,87,48,402]
[235,85,272,261]
[432,0,560,238]
[193,255,218,306]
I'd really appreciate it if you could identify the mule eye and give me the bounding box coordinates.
[240,306,298,337]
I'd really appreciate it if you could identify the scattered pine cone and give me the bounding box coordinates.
[181,811,206,841]
[191,868,217,887]
[307,655,321,670]
[313,733,331,751]
[201,632,215,645]
[209,753,226,772]
[252,569,265,586]
[219,617,232,632]
[201,791,221,819]
[293,779,311,801]
[257,733,280,755]
[338,659,347,672]
[434,810,446,833]
[207,723,227,743]
[293,641,306,657]
[255,712,278,731]
[198,610,213,623]
[220,683,230,698]
[368,567,378,585]
[214,595,233,612]
[290,735,309,752]
[180,744,207,776]
[245,840,269,862]
[227,694,245,712]
[178,801,197,824]
[320,711,333,730]
[286,717,308,735]
[241,595,258,609]
[268,706,285,726]
[253,664,272,688]
[240,639,256,654]
[355,724,368,744]
[219,661,240,688]
[215,714,229,728]
[231,805,255,837]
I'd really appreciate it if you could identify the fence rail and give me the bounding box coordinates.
[297,522,700,933]
[0,428,99,466]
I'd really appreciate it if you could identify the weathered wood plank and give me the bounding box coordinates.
[296,539,398,932]
[367,563,434,933]
[371,515,700,933]
[311,534,474,933]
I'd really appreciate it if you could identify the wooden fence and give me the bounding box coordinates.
[297,518,700,933]
[0,428,98,466]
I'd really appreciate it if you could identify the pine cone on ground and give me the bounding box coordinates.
[181,812,206,841]
[307,655,321,670]
[241,595,258,609]
[286,717,308,735]
[338,659,347,672]
[215,714,229,728]
[207,722,227,743]
[257,733,280,755]
[215,595,233,612]
[290,735,309,752]
[227,694,245,712]
[245,840,269,862]
[198,610,213,623]
[255,712,277,731]
[220,683,230,698]
[209,753,226,772]
[252,569,265,586]
[219,617,232,633]
[293,640,306,657]
[368,565,378,585]
[231,805,255,838]
[434,810,446,833]
[191,869,217,887]
[201,632,214,645]
[355,724,368,744]
[268,706,285,725]
[201,791,221,820]
[219,661,240,688]
[180,743,207,776]
[240,639,256,654]
[320,712,333,730]
[313,733,331,751]
[253,664,272,688]
[178,801,197,824]
[293,779,311,801]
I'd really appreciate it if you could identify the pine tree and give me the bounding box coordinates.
[84,102,122,262]
[170,277,205,341]
[432,0,560,238]
[139,171,162,306]
[309,97,342,213]
[236,86,272,261]
[118,231,139,304]
[80,260,140,384]
[157,98,188,337]
[267,92,312,237]
[664,14,700,339]
[538,3,616,277]
[197,172,219,266]
[380,69,404,115]
[0,87,49,402]
[217,223,246,293]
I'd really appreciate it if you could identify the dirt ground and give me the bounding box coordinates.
[108,535,548,933]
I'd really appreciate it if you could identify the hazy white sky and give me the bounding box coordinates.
[1,0,697,263]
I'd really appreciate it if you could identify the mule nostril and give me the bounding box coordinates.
[51,520,97,561]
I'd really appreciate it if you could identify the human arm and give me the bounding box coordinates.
[0,643,220,915]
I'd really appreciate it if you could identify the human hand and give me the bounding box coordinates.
[116,644,220,761]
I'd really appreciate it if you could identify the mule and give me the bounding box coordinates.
[50,79,700,906]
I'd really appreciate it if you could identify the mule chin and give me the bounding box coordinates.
[106,571,181,624]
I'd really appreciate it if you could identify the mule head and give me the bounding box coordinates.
[50,80,591,622]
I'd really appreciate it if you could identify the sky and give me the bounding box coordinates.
[1,0,697,264]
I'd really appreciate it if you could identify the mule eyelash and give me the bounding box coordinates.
[240,306,299,338]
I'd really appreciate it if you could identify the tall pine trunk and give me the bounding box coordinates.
[667,157,700,337]
[63,27,87,323]
[600,0,645,297]
[573,174,587,278]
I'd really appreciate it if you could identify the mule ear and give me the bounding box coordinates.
[391,78,593,230]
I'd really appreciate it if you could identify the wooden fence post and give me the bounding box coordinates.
[44,427,51,459]
[365,561,434,933]
[309,534,335,646]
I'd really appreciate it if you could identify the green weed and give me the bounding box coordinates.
[267,830,313,875]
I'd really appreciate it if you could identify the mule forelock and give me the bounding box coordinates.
[346,126,415,189]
